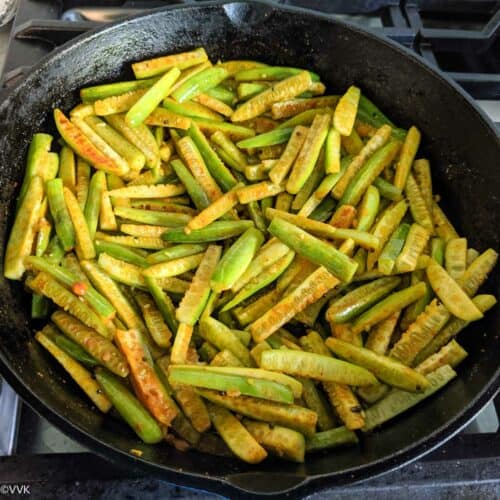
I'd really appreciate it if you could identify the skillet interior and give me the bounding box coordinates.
[0,1,498,495]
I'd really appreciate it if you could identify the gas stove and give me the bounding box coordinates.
[0,1,499,498]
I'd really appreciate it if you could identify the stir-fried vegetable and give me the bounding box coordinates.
[4,48,496,466]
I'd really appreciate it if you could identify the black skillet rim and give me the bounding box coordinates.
[0,0,499,496]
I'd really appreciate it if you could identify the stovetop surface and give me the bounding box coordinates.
[0,0,499,498]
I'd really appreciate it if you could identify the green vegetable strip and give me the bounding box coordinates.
[176,136,224,203]
[222,251,294,311]
[326,277,401,324]
[206,403,267,464]
[162,220,254,243]
[372,176,403,201]
[4,176,44,280]
[456,248,498,297]
[405,173,433,231]
[132,47,208,79]
[95,253,144,289]
[362,365,456,431]
[367,200,408,271]
[332,124,392,200]
[93,89,146,116]
[432,201,460,242]
[126,67,180,127]
[206,85,236,104]
[339,140,400,207]
[390,299,450,365]
[144,276,178,334]
[95,368,163,444]
[187,123,237,191]
[268,125,308,185]
[306,426,359,452]
[76,159,91,209]
[243,419,305,463]
[238,82,267,100]
[356,185,380,232]
[299,166,346,217]
[237,127,293,149]
[286,113,330,194]
[415,340,467,375]
[170,158,211,210]
[351,282,427,334]
[84,115,146,172]
[81,77,159,102]
[210,130,247,172]
[426,262,483,321]
[260,350,377,386]
[114,206,191,227]
[191,116,256,140]
[365,311,400,355]
[198,389,318,437]
[95,240,148,268]
[47,178,75,252]
[43,236,65,264]
[52,310,127,376]
[27,271,111,339]
[401,271,438,332]
[300,378,336,431]
[414,294,496,365]
[26,256,115,319]
[16,133,53,209]
[36,330,111,412]
[234,66,320,82]
[394,126,421,191]
[31,218,52,318]
[59,145,76,192]
[176,245,221,325]
[326,338,429,392]
[378,223,411,275]
[210,227,264,292]
[163,97,222,121]
[172,67,229,103]
[143,253,204,280]
[147,244,207,265]
[249,266,339,342]
[168,365,293,404]
[358,95,396,127]
[310,195,336,222]
[431,237,445,265]
[71,116,130,177]
[199,317,253,367]
[444,237,467,280]
[80,260,145,333]
[266,208,379,250]
[105,114,159,169]
[84,171,104,238]
[324,126,341,174]
[232,71,312,122]
[50,330,99,368]
[231,239,290,293]
[413,158,433,213]
[268,217,358,283]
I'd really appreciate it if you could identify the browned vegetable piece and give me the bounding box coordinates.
[115,328,177,426]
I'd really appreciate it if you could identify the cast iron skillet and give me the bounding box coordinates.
[0,1,499,496]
